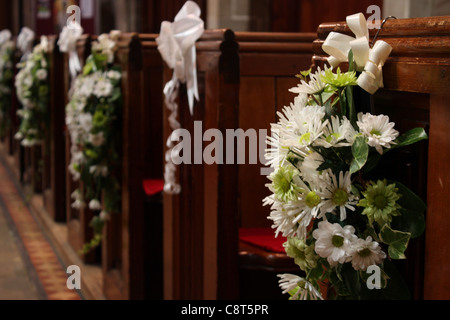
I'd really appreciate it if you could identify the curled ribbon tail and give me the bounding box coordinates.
[17,27,35,61]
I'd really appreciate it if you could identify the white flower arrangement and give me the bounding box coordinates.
[14,36,51,147]
[0,30,15,138]
[265,15,428,300]
[66,32,122,253]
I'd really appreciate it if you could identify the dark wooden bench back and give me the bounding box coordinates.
[235,32,316,228]
[163,30,317,300]
[102,33,165,300]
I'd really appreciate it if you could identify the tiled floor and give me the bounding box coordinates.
[0,206,43,300]
[0,159,82,300]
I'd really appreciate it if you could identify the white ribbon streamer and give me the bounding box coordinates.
[322,13,392,94]
[58,22,84,90]
[156,1,205,194]
[17,27,35,61]
[0,30,12,46]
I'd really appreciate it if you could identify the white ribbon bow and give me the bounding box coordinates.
[322,13,392,94]
[157,0,204,115]
[156,1,204,194]
[0,30,12,47]
[17,27,35,61]
[58,22,84,84]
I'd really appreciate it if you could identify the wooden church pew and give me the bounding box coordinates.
[234,31,316,300]
[312,15,450,300]
[98,33,165,300]
[162,30,317,300]
[162,29,241,300]
[60,32,164,300]
[42,35,67,222]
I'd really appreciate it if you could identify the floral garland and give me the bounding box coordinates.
[266,16,428,300]
[14,36,51,146]
[66,31,122,252]
[0,31,15,138]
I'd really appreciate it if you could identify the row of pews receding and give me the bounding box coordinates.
[0,15,449,300]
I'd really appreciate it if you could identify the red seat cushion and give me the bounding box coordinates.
[142,179,165,196]
[239,228,286,254]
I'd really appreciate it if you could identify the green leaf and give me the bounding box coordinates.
[362,151,382,174]
[379,225,411,260]
[300,68,312,78]
[393,127,428,150]
[346,85,356,125]
[89,216,105,236]
[348,50,355,73]
[83,60,93,76]
[389,180,426,238]
[350,135,369,174]
[308,262,324,281]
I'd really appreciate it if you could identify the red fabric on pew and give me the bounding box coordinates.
[142,179,165,196]
[239,228,287,254]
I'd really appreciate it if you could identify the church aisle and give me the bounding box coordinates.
[0,159,82,300]
[0,206,43,300]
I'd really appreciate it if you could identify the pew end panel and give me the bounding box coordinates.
[163,29,241,300]
[102,33,165,300]
[42,35,67,222]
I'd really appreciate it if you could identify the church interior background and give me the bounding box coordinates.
[0,0,449,302]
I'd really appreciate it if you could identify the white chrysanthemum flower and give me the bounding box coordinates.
[289,67,328,95]
[100,211,110,221]
[89,199,102,211]
[265,127,294,168]
[71,199,86,210]
[107,70,121,80]
[290,176,326,225]
[266,94,310,167]
[321,170,357,221]
[316,116,354,148]
[94,79,113,98]
[14,132,23,140]
[36,69,47,81]
[266,176,324,240]
[278,274,323,300]
[88,131,105,147]
[312,220,357,267]
[71,189,82,201]
[92,34,117,63]
[357,112,399,154]
[21,138,40,147]
[278,104,328,149]
[78,112,93,133]
[350,236,386,271]
[266,197,304,239]
[78,74,98,97]
[299,151,324,185]
[89,165,109,177]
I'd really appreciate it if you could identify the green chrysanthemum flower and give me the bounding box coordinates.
[284,237,318,271]
[321,67,358,91]
[358,180,402,226]
[270,166,300,203]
